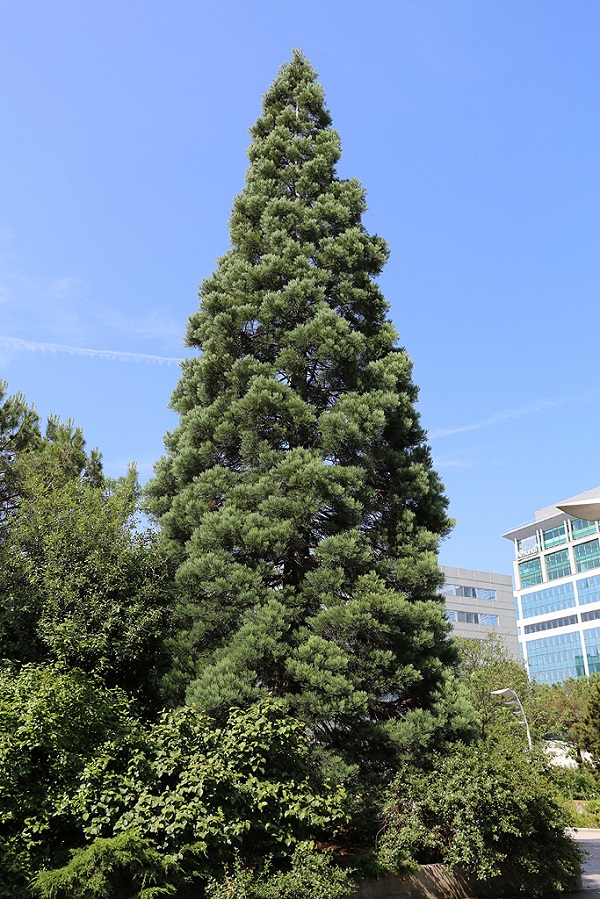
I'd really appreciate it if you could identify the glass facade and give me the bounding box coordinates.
[581,609,600,623]
[574,539,600,573]
[525,631,585,685]
[523,614,578,635]
[576,573,600,605]
[572,518,597,540]
[543,524,567,549]
[520,582,575,619]
[545,549,571,580]
[512,502,600,685]
[519,557,543,588]
[584,627,600,675]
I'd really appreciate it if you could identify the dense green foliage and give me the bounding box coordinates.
[34,699,346,898]
[455,635,534,745]
[538,674,600,744]
[0,470,172,706]
[0,380,41,533]
[0,664,133,898]
[378,742,581,896]
[0,379,102,539]
[37,842,356,899]
[205,844,355,899]
[0,381,173,710]
[33,832,180,899]
[146,50,472,781]
[575,676,600,769]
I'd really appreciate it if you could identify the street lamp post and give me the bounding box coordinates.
[491,687,533,750]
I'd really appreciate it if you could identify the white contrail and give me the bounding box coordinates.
[0,335,182,365]
[429,391,594,439]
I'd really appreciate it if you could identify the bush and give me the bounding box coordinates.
[378,741,581,896]
[551,759,600,800]
[565,801,600,828]
[206,843,355,899]
[34,700,347,897]
[32,832,179,899]
[0,664,134,899]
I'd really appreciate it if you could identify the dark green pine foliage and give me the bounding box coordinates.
[147,52,470,777]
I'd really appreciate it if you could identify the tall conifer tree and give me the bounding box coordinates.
[148,52,471,778]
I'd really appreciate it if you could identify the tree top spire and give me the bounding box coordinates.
[252,50,332,137]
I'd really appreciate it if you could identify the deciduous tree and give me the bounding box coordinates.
[0,470,172,708]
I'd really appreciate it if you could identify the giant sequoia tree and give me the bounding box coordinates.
[148,52,471,777]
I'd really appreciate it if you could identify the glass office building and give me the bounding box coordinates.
[503,487,600,685]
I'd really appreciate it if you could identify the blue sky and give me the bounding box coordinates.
[2,1,600,576]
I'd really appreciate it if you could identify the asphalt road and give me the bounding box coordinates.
[565,829,600,897]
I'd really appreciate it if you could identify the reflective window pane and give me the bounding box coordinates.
[572,519,597,540]
[519,558,543,589]
[525,631,585,684]
[520,582,575,619]
[575,540,600,574]
[584,627,600,675]
[524,614,578,634]
[545,549,571,581]
[576,574,600,605]
[543,524,567,549]
[518,535,539,555]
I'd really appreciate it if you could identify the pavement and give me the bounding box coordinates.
[564,829,600,897]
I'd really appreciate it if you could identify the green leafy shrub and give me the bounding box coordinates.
[35,700,347,897]
[0,468,173,710]
[551,759,600,800]
[0,664,134,899]
[378,742,581,896]
[206,843,355,899]
[565,801,600,828]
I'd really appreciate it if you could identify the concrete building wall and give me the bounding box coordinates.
[440,565,519,660]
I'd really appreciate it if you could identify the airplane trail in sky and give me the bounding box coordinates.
[0,336,182,365]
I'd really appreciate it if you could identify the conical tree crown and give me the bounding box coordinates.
[147,53,463,777]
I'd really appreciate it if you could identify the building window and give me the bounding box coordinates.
[584,627,600,675]
[574,539,600,573]
[576,574,600,606]
[581,609,600,623]
[478,613,499,627]
[517,535,539,555]
[572,518,597,540]
[543,524,567,549]
[520,582,575,619]
[442,584,496,601]
[523,614,578,634]
[514,597,520,621]
[545,549,571,581]
[445,609,498,627]
[519,557,543,589]
[525,631,585,685]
